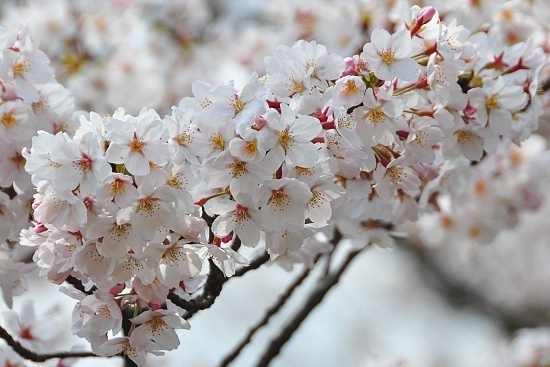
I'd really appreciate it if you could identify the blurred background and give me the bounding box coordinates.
[1,0,549,366]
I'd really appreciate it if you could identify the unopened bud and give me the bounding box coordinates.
[109,284,125,296]
[0,82,19,101]
[417,6,436,25]
[221,232,233,243]
[254,115,267,130]
[464,102,477,117]
[410,6,437,37]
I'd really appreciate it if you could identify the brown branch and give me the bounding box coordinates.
[254,248,364,367]
[168,247,270,320]
[219,267,312,367]
[0,325,98,362]
[234,252,270,278]
[65,275,95,295]
[398,239,549,333]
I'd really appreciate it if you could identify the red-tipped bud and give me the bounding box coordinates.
[266,100,282,112]
[321,120,335,130]
[464,102,477,117]
[410,6,437,37]
[254,115,267,130]
[417,6,436,25]
[221,232,233,243]
[396,130,410,140]
[0,82,19,101]
[342,57,359,76]
[32,222,48,233]
[275,165,283,179]
[109,283,125,296]
[149,303,161,311]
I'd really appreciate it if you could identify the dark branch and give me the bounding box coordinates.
[398,239,550,333]
[0,325,98,362]
[254,248,364,367]
[168,249,270,319]
[65,275,95,295]
[542,77,550,92]
[234,252,270,278]
[220,267,312,367]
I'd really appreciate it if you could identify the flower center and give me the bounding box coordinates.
[455,130,472,144]
[278,128,294,151]
[343,80,359,94]
[11,151,25,168]
[364,107,385,124]
[2,112,17,128]
[230,161,246,178]
[210,132,225,149]
[13,60,30,76]
[388,167,404,185]
[485,94,501,111]
[244,141,258,156]
[175,132,192,147]
[76,154,93,172]
[380,48,395,65]
[130,133,145,153]
[235,204,249,222]
[231,95,244,113]
[138,196,158,213]
[269,189,289,207]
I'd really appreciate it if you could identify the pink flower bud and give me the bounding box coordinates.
[342,57,359,76]
[149,302,162,311]
[417,6,436,25]
[221,232,233,243]
[254,115,267,130]
[0,82,19,101]
[109,283,125,296]
[410,7,437,37]
[32,222,48,233]
[464,102,477,117]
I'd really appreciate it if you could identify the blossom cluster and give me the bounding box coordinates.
[0,24,77,309]
[418,135,550,246]
[1,0,547,115]
[0,3,547,365]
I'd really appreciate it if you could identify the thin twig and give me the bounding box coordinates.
[167,250,270,319]
[65,275,95,295]
[0,325,98,362]
[398,239,549,333]
[254,248,364,367]
[219,267,312,367]
[234,252,270,278]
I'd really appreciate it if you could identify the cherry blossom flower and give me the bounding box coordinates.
[98,337,146,366]
[105,108,169,176]
[361,28,419,81]
[259,104,322,169]
[130,309,190,352]
[257,177,312,232]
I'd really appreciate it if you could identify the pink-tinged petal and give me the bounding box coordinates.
[500,87,528,110]
[287,143,319,168]
[369,28,391,50]
[390,28,413,58]
[373,63,396,81]
[456,131,483,161]
[125,152,150,176]
[376,175,395,202]
[105,144,130,164]
[97,337,126,356]
[391,58,419,81]
[488,109,512,136]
